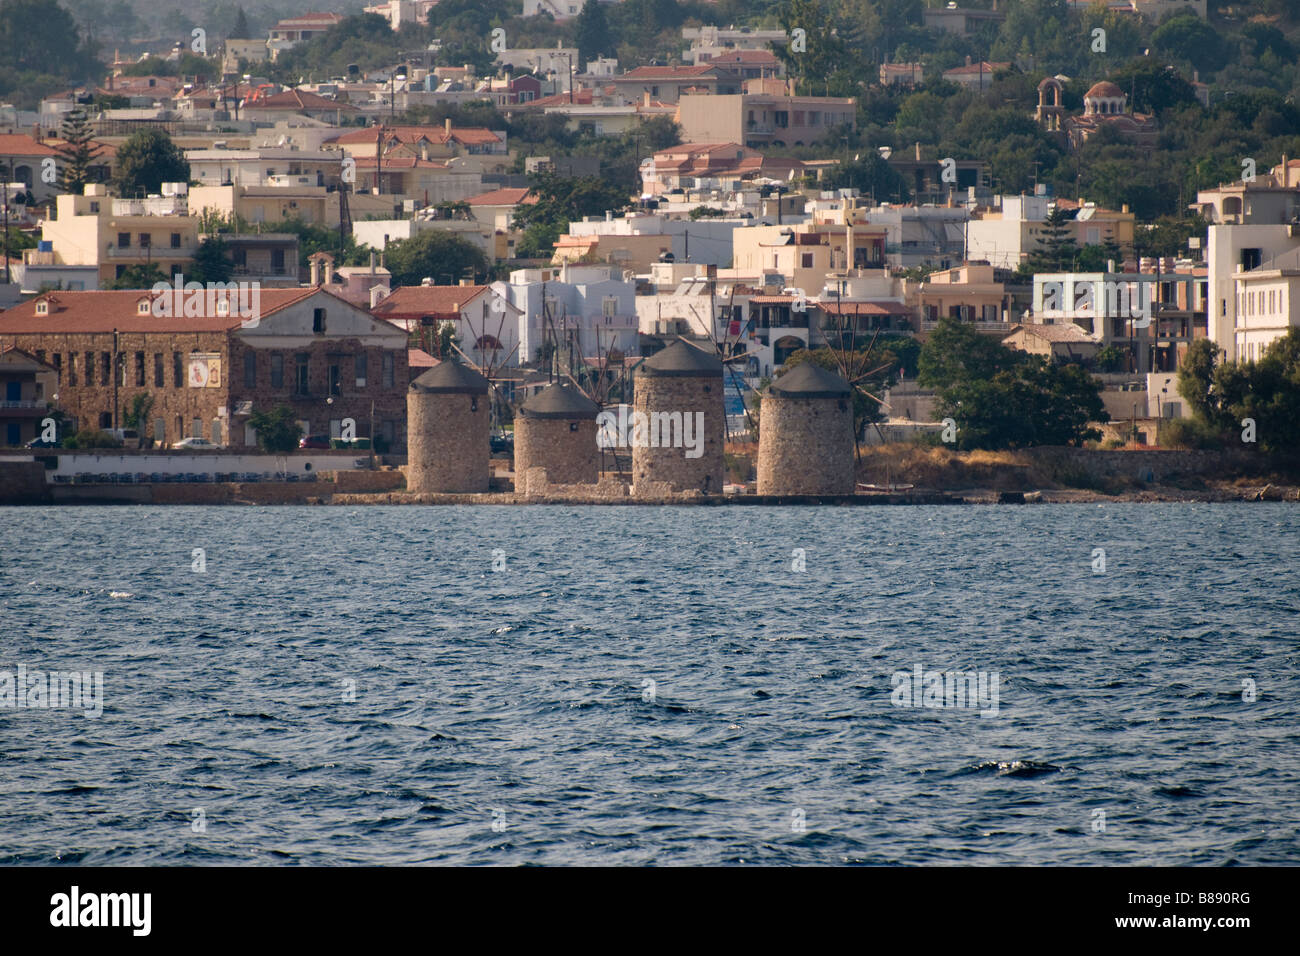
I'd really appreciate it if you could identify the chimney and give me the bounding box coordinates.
[444,117,452,136]
[915,142,921,161]
[421,277,433,286]
[965,55,972,67]
[643,91,651,107]
[309,255,321,286]
[369,250,376,276]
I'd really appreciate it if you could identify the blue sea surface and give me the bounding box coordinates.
[1,503,1297,865]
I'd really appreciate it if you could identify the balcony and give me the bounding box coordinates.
[106,245,198,259]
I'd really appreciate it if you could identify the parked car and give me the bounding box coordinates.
[172,437,214,450]
[299,435,331,450]
[490,433,514,454]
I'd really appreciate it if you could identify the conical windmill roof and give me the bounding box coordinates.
[638,339,723,378]
[768,362,852,399]
[410,359,489,394]
[519,382,599,419]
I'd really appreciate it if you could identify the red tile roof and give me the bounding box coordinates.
[245,89,358,111]
[619,65,722,80]
[371,285,491,319]
[0,288,323,334]
[332,124,500,146]
[466,187,535,206]
[0,135,58,157]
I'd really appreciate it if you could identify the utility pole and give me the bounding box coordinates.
[112,328,119,433]
[2,158,10,286]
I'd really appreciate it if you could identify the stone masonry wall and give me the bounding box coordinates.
[631,375,724,495]
[757,395,854,495]
[515,417,598,486]
[407,390,489,493]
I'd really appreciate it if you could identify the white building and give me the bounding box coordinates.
[493,263,640,363]
[1232,247,1300,363]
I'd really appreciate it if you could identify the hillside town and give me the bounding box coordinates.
[1,0,1299,501]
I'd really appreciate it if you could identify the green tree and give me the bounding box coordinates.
[123,392,155,445]
[1151,13,1229,74]
[248,404,304,455]
[1176,337,1227,428]
[189,237,234,284]
[574,0,615,66]
[105,264,168,290]
[823,154,911,203]
[917,314,1019,387]
[936,358,1107,449]
[385,230,491,286]
[54,107,97,194]
[512,173,631,257]
[1030,206,1078,271]
[229,7,251,39]
[114,129,189,197]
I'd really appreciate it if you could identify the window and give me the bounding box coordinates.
[170,233,181,249]
[313,308,326,333]
[602,297,618,318]
[244,351,256,388]
[295,354,310,394]
[134,351,145,387]
[52,353,61,377]
[101,352,111,386]
[328,362,341,396]
[355,352,367,388]
[68,353,77,387]
[35,301,47,315]
[85,351,94,386]
[89,201,99,213]
[100,412,112,429]
[154,353,164,387]
[382,351,394,388]
[801,253,814,269]
[270,352,284,388]
[117,232,130,248]
[173,352,184,388]
[35,349,45,366]
[137,300,150,314]
[138,233,150,248]
[271,249,285,273]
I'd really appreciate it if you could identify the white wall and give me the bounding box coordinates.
[48,453,366,479]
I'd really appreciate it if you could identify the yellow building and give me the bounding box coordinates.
[40,185,199,287]
[731,215,887,294]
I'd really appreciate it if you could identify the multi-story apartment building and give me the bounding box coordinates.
[39,184,199,286]
[676,79,857,150]
[1194,158,1300,358]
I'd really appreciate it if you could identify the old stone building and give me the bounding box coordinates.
[407,359,489,493]
[757,362,855,495]
[631,339,724,495]
[0,288,409,449]
[0,347,58,447]
[514,382,599,489]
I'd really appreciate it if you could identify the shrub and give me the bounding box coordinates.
[62,428,122,449]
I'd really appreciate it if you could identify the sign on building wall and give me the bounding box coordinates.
[189,354,222,388]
